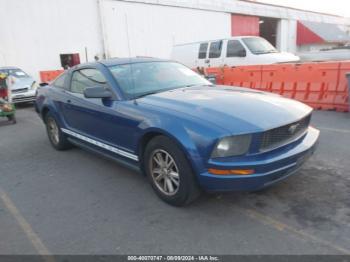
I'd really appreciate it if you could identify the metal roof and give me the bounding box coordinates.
[0,66,20,70]
[300,21,350,43]
[119,0,350,25]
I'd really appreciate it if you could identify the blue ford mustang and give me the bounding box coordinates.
[35,58,319,206]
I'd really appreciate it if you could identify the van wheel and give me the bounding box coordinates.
[45,112,72,150]
[144,136,201,206]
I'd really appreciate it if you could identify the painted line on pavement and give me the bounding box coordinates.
[0,187,54,261]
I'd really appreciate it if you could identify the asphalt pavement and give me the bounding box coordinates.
[0,105,350,255]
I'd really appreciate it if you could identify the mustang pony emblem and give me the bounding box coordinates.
[288,123,300,134]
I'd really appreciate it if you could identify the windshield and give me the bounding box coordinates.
[109,61,211,99]
[0,68,29,78]
[242,37,277,55]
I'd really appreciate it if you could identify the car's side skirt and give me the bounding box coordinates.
[61,128,139,161]
[67,137,141,173]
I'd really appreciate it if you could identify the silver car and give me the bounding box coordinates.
[0,67,38,103]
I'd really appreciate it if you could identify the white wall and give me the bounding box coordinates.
[276,19,297,53]
[108,0,350,25]
[298,43,336,52]
[100,0,231,59]
[0,0,104,80]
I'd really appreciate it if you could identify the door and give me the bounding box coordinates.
[196,42,209,68]
[224,39,250,66]
[61,67,136,154]
[206,40,224,68]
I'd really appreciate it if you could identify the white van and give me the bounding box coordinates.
[171,36,300,68]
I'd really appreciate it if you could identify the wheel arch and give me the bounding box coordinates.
[137,128,201,177]
[41,106,50,122]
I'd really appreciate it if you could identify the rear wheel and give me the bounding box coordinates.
[144,136,201,206]
[45,112,72,150]
[7,115,16,124]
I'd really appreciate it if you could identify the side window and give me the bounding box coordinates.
[52,73,67,89]
[208,41,222,58]
[198,43,208,59]
[70,68,107,94]
[226,40,246,57]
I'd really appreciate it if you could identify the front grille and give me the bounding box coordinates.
[12,88,28,94]
[260,114,311,152]
[12,96,35,103]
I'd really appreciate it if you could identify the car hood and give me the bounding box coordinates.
[10,77,35,90]
[138,86,312,134]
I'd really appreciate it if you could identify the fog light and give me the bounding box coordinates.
[208,168,254,175]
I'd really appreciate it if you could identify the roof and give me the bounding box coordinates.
[240,0,345,18]
[298,21,350,44]
[174,36,260,46]
[0,66,20,70]
[98,57,170,67]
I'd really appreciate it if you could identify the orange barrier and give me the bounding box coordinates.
[39,70,64,83]
[223,65,262,90]
[217,61,350,112]
[334,62,350,112]
[205,67,224,85]
[261,64,297,97]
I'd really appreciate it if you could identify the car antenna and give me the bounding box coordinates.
[124,13,137,105]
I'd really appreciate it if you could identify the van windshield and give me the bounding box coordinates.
[242,37,277,55]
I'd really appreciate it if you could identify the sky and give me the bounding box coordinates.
[257,0,350,18]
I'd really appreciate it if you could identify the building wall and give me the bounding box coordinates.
[100,0,231,59]
[276,19,297,53]
[1,0,349,81]
[0,0,104,80]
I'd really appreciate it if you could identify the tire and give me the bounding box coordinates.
[144,136,201,206]
[45,111,72,150]
[7,115,16,124]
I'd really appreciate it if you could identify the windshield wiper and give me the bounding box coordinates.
[134,84,213,99]
[134,91,160,99]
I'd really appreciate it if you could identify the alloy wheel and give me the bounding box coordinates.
[149,149,180,196]
[47,117,59,145]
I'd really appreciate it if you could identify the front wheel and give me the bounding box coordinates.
[144,136,201,206]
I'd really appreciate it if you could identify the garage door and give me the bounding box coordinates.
[231,14,259,36]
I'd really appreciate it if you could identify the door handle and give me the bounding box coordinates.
[67,99,71,103]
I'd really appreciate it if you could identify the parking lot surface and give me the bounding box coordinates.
[1,106,350,255]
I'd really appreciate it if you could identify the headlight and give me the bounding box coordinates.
[31,81,39,90]
[211,134,251,158]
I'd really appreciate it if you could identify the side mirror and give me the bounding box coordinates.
[237,49,246,57]
[39,82,49,87]
[84,86,112,99]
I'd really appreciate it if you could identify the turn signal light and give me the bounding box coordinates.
[208,168,254,175]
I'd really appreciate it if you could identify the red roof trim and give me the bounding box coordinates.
[297,21,325,45]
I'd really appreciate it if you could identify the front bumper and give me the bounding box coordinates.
[198,126,319,192]
[11,90,36,103]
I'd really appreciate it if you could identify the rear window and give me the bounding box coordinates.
[208,41,222,58]
[198,43,208,59]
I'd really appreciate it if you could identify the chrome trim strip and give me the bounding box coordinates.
[61,128,139,161]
